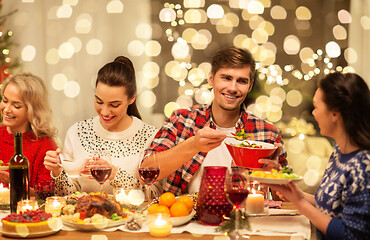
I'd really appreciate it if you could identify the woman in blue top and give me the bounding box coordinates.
[269,72,370,240]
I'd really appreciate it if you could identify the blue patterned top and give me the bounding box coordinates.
[315,145,370,239]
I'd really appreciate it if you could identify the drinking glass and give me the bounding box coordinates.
[35,181,55,201]
[90,150,112,194]
[138,153,159,201]
[224,168,250,240]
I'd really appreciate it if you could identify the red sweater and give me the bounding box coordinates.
[0,126,57,188]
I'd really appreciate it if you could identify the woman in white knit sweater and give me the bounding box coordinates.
[44,56,159,196]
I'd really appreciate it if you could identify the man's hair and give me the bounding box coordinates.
[211,46,256,81]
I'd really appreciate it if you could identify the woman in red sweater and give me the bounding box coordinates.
[0,73,58,192]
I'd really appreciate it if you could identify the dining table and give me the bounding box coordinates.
[0,202,315,240]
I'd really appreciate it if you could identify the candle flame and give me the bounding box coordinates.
[0,183,3,189]
[251,188,256,194]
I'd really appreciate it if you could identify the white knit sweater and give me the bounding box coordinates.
[52,116,160,196]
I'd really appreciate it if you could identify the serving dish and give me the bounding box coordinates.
[170,209,196,226]
[249,175,303,185]
[61,216,126,231]
[225,138,277,169]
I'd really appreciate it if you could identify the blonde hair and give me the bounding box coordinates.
[1,73,57,139]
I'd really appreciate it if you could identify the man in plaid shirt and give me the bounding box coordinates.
[145,47,287,195]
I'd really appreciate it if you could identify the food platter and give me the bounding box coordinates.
[0,166,9,171]
[61,216,126,231]
[249,175,303,185]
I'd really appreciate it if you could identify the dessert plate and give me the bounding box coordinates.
[1,226,61,238]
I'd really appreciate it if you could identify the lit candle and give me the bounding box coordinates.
[114,188,129,205]
[246,188,264,214]
[148,213,172,237]
[17,200,39,213]
[114,187,145,206]
[45,196,66,216]
[0,183,10,204]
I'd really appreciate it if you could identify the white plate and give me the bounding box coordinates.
[171,209,196,226]
[268,209,300,216]
[61,217,126,231]
[249,175,303,185]
[1,226,61,238]
[0,166,9,171]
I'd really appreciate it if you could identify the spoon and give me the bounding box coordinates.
[57,153,64,167]
[57,153,72,167]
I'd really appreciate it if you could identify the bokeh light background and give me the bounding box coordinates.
[3,0,370,193]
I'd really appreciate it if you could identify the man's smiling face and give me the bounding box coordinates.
[208,65,253,112]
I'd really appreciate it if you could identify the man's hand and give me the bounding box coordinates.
[258,142,282,170]
[192,127,227,153]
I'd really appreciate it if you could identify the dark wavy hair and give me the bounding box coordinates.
[318,72,370,150]
[96,56,141,119]
[211,46,256,106]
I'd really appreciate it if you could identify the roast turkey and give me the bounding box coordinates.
[74,194,123,218]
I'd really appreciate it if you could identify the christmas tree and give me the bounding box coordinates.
[0,1,18,122]
[0,1,18,83]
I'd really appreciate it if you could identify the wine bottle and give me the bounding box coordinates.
[9,132,30,213]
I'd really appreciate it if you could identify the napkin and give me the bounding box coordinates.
[247,215,311,239]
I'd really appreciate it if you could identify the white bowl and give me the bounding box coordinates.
[62,158,88,178]
[170,209,196,226]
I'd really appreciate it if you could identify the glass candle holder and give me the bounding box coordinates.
[114,187,145,208]
[17,199,39,213]
[148,213,172,237]
[45,196,66,216]
[245,181,269,215]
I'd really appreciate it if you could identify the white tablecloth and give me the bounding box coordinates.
[0,209,311,239]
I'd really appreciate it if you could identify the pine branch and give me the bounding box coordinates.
[215,209,251,235]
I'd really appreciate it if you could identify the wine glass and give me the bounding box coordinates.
[90,150,112,194]
[138,153,160,201]
[224,168,250,240]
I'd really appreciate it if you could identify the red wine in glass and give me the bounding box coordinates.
[224,168,250,240]
[226,189,249,208]
[138,168,160,185]
[91,167,112,184]
[138,153,159,201]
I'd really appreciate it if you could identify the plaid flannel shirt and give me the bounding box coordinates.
[147,104,287,195]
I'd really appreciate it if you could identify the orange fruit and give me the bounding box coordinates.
[159,192,176,208]
[156,205,171,215]
[176,196,194,212]
[170,202,189,217]
[147,203,160,215]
